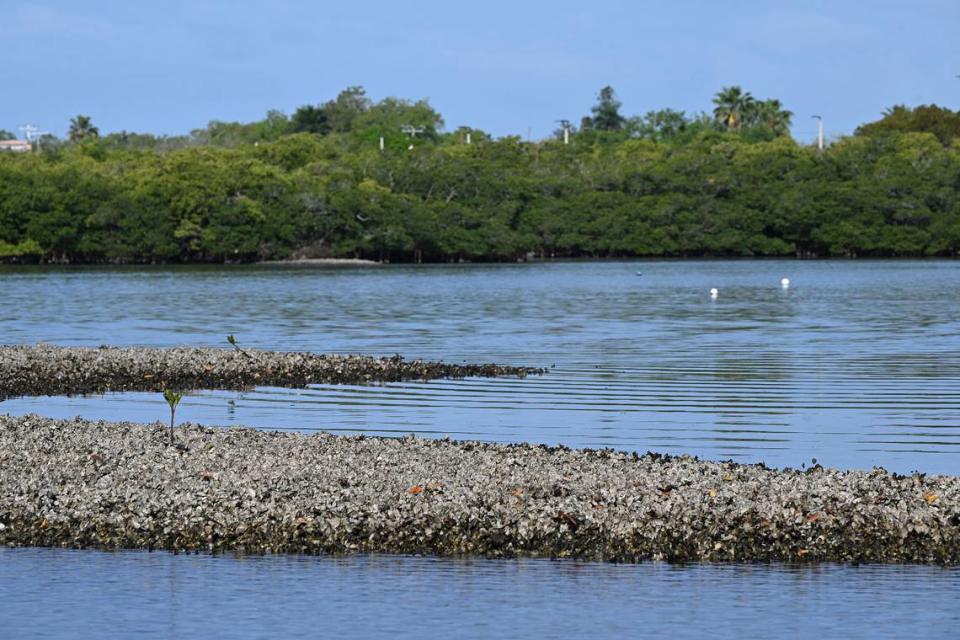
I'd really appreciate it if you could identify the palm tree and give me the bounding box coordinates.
[753,99,793,136]
[68,115,99,142]
[712,86,754,131]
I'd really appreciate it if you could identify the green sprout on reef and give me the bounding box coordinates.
[163,389,183,445]
[227,334,252,358]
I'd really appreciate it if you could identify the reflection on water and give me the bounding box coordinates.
[1,548,958,640]
[2,260,958,474]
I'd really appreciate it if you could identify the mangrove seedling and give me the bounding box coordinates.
[227,334,252,358]
[163,389,183,445]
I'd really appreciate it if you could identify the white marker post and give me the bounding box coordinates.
[812,115,824,151]
[556,119,571,145]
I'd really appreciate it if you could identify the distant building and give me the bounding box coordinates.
[0,140,32,152]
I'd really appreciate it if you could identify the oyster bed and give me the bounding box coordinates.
[1,415,958,563]
[0,345,541,399]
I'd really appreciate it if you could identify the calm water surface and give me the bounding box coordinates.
[2,260,958,473]
[1,260,959,638]
[1,549,959,640]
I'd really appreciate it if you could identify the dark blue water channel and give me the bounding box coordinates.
[2,260,959,637]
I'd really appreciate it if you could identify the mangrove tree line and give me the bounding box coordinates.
[1,87,959,262]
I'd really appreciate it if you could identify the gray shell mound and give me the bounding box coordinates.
[0,345,542,399]
[2,415,958,563]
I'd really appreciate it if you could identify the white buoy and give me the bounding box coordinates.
[781,277,790,288]
[709,287,718,298]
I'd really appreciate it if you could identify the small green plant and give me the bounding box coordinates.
[163,389,183,445]
[227,334,252,358]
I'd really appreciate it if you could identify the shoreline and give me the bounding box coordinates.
[257,258,382,267]
[1,415,957,563]
[1,256,959,269]
[0,345,541,399]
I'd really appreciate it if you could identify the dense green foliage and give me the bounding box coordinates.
[584,86,627,132]
[855,105,960,146]
[0,90,958,263]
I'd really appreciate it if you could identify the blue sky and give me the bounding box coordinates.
[1,0,957,143]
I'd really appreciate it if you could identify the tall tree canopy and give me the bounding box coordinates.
[713,89,792,137]
[749,99,793,136]
[856,105,960,146]
[713,86,755,131]
[68,115,99,142]
[626,109,690,141]
[586,86,626,131]
[352,96,444,143]
[290,104,330,134]
[323,86,372,133]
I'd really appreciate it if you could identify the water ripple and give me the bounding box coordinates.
[1,260,958,474]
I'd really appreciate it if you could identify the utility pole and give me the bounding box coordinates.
[18,124,50,151]
[400,124,424,150]
[811,115,824,151]
[19,124,39,141]
[466,131,472,144]
[556,119,571,145]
